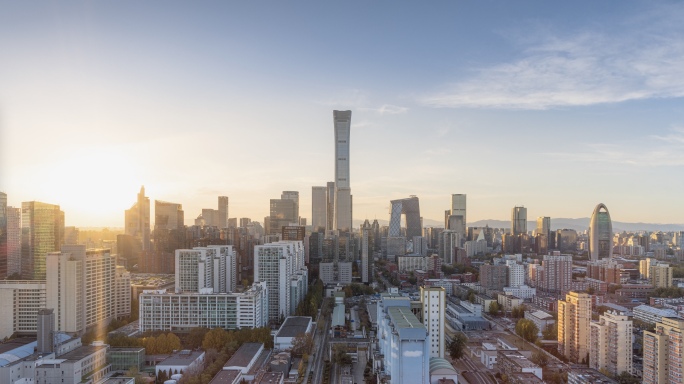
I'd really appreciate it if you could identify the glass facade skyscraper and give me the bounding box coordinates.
[589,203,613,261]
[21,201,65,280]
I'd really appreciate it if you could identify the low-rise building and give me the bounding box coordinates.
[633,304,678,325]
[223,343,264,374]
[503,285,536,299]
[525,310,555,337]
[108,347,145,372]
[567,366,617,384]
[273,317,313,351]
[35,345,110,384]
[496,350,542,380]
[155,350,205,377]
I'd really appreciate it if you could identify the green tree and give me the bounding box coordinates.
[184,327,209,349]
[203,328,230,351]
[489,301,500,315]
[125,366,146,384]
[515,319,539,343]
[448,333,468,360]
[530,350,549,368]
[542,324,557,340]
[291,332,314,357]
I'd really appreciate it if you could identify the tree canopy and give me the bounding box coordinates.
[515,319,538,343]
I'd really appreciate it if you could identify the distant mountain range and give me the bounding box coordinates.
[353,218,684,232]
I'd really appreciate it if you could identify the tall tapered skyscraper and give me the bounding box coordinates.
[333,110,352,232]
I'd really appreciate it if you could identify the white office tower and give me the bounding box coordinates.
[421,286,446,358]
[589,311,633,376]
[506,260,525,288]
[333,110,352,233]
[46,246,118,335]
[175,245,237,294]
[254,241,308,322]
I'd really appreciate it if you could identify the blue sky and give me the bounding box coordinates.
[1,1,683,227]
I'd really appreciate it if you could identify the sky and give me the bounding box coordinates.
[1,1,684,227]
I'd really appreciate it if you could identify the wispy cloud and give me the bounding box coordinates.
[422,4,684,110]
[360,104,408,115]
[547,128,684,167]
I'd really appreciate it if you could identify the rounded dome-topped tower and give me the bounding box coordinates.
[589,203,613,261]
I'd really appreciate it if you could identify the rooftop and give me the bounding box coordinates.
[569,366,618,384]
[254,371,283,384]
[209,369,242,384]
[59,345,106,362]
[388,307,425,330]
[275,316,312,338]
[497,350,539,369]
[158,350,204,367]
[224,343,263,368]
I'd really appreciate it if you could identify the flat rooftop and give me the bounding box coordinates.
[210,369,241,384]
[388,307,425,329]
[255,372,283,384]
[224,343,263,368]
[158,350,204,367]
[275,316,312,338]
[59,345,106,362]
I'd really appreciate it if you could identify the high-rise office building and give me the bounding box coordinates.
[155,200,184,231]
[152,200,185,273]
[642,317,684,384]
[361,220,372,283]
[326,181,335,232]
[281,191,300,222]
[0,192,6,279]
[420,286,446,358]
[388,196,422,239]
[446,194,467,237]
[511,206,527,236]
[254,241,307,322]
[6,206,21,276]
[333,110,352,233]
[589,311,633,376]
[536,217,550,237]
[555,229,578,253]
[558,291,591,363]
[218,196,229,228]
[125,186,151,251]
[438,230,461,265]
[269,197,298,236]
[21,201,65,280]
[589,203,613,261]
[311,186,328,231]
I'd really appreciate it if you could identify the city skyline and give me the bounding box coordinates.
[2,1,684,227]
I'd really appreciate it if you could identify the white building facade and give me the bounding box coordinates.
[139,282,268,332]
[175,245,237,293]
[254,241,307,322]
[420,286,446,358]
